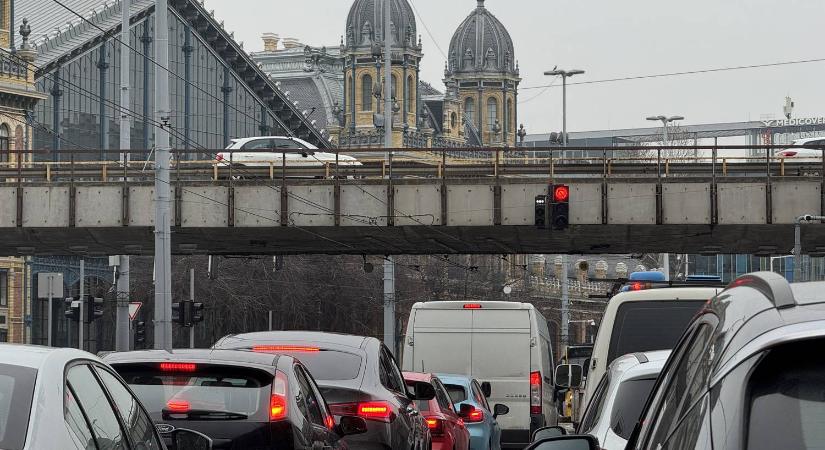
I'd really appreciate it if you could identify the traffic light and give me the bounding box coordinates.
[64,297,81,322]
[550,184,570,230]
[172,302,186,326]
[85,296,104,323]
[192,302,205,324]
[534,195,549,229]
[134,321,146,349]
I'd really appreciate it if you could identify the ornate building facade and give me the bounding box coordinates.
[445,0,521,147]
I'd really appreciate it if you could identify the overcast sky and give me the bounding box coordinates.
[209,0,824,134]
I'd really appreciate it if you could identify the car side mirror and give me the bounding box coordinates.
[493,403,509,418]
[170,429,212,450]
[526,435,600,450]
[337,416,368,436]
[408,380,436,401]
[531,426,566,442]
[481,381,492,398]
[554,364,583,389]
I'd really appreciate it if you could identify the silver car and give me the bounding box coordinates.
[0,344,173,450]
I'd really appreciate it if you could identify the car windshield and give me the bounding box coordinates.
[444,383,468,404]
[606,300,705,364]
[0,364,37,450]
[609,377,657,439]
[114,364,272,421]
[748,341,825,450]
[255,349,362,381]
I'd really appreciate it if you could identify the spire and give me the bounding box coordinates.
[477,0,485,8]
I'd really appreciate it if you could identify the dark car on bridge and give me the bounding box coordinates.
[104,349,367,450]
[213,331,436,450]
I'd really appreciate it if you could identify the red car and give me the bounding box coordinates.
[404,372,471,450]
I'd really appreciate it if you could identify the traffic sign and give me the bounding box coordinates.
[129,302,143,321]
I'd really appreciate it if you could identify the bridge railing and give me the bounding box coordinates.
[1,145,824,183]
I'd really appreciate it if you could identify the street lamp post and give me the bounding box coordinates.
[646,115,685,145]
[544,69,585,147]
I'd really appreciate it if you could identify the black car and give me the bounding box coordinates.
[103,349,367,450]
[533,272,825,450]
[213,331,436,450]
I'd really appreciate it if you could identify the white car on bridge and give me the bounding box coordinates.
[216,136,361,169]
[778,137,825,158]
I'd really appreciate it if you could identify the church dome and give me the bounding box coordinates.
[447,0,516,75]
[346,0,418,50]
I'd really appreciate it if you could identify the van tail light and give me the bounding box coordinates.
[270,371,288,421]
[426,417,444,436]
[530,371,542,415]
[464,406,485,423]
[329,401,395,423]
[463,303,482,309]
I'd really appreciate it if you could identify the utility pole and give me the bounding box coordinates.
[794,215,825,282]
[382,0,396,356]
[115,0,132,353]
[78,259,85,351]
[543,69,585,147]
[153,0,173,352]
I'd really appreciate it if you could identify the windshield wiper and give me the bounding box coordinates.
[162,409,249,420]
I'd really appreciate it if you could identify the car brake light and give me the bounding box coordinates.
[159,362,197,372]
[463,303,482,309]
[166,399,190,413]
[426,417,444,435]
[530,371,542,415]
[270,371,288,421]
[325,415,335,430]
[780,151,797,157]
[253,345,321,352]
[358,401,394,422]
[216,153,224,161]
[464,406,485,423]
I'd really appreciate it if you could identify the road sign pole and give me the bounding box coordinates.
[78,259,84,351]
[189,268,195,349]
[115,257,130,352]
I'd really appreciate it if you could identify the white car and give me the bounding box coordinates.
[0,344,209,450]
[778,137,825,158]
[576,351,670,450]
[217,136,361,168]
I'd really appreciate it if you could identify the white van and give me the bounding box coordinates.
[401,301,558,449]
[578,286,721,422]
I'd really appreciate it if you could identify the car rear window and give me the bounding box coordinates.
[607,300,704,364]
[0,364,37,450]
[114,364,272,422]
[444,384,468,404]
[609,377,657,439]
[747,340,825,450]
[260,350,362,381]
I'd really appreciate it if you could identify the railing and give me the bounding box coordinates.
[1,145,824,183]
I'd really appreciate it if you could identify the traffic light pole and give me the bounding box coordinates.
[189,268,195,349]
[78,259,84,351]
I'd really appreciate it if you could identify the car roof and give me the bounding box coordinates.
[792,137,825,144]
[0,344,98,369]
[435,373,474,386]
[609,287,720,304]
[103,349,280,370]
[411,301,536,310]
[702,274,825,378]
[215,331,370,352]
[608,350,671,382]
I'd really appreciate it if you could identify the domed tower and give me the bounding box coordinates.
[341,0,423,147]
[446,0,520,147]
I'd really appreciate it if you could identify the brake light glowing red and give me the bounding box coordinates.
[781,151,797,157]
[463,304,482,309]
[166,399,190,413]
[325,415,335,429]
[553,185,570,203]
[357,401,394,422]
[159,363,197,372]
[464,406,484,423]
[216,153,224,161]
[530,371,542,415]
[426,417,444,435]
[270,371,288,421]
[253,345,321,352]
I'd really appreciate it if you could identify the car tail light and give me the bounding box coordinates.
[166,399,190,413]
[530,371,542,415]
[216,153,224,161]
[324,415,335,430]
[630,282,651,291]
[780,151,797,157]
[328,402,358,416]
[159,362,197,372]
[253,345,320,352]
[270,371,288,421]
[426,417,444,436]
[328,401,395,422]
[463,303,482,309]
[464,406,484,423]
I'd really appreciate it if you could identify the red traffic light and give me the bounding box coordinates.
[553,185,570,203]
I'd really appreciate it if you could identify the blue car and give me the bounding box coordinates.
[437,374,509,450]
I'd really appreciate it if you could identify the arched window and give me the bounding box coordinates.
[451,112,457,130]
[391,75,399,100]
[487,97,498,131]
[507,99,513,134]
[464,98,475,123]
[0,124,8,163]
[361,74,373,111]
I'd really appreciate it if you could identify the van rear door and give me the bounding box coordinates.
[470,309,532,432]
[409,308,473,374]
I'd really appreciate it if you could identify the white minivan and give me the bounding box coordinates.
[401,301,558,449]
